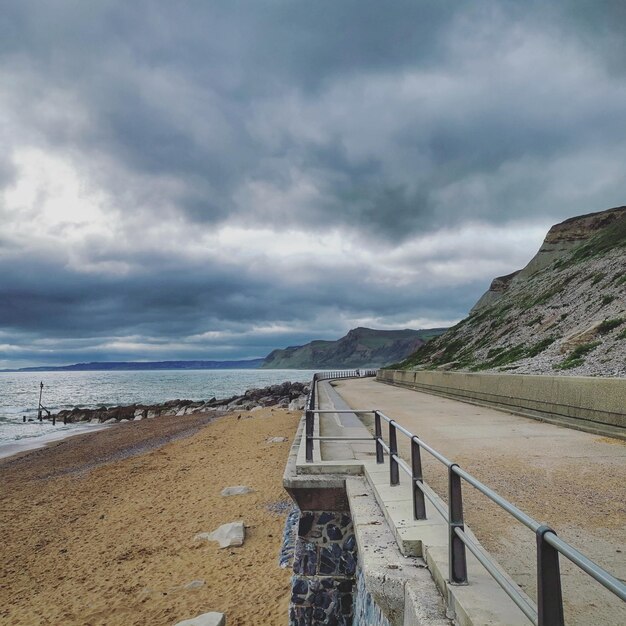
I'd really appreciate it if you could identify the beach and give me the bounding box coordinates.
[0,407,298,626]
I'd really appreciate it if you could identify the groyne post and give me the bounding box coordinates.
[38,381,43,422]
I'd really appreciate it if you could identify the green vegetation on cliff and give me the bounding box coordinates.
[394,206,626,376]
[261,327,446,369]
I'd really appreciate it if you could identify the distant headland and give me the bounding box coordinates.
[2,327,446,373]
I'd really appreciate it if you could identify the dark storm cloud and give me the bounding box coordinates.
[1,1,626,365]
[3,0,625,237]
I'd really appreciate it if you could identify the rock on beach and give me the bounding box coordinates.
[50,381,310,425]
[195,521,245,548]
[173,612,226,626]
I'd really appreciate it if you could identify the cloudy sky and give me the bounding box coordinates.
[1,1,625,367]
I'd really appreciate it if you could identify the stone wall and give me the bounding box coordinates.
[377,370,626,437]
[352,567,391,626]
[289,511,357,625]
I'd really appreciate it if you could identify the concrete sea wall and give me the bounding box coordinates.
[377,370,626,437]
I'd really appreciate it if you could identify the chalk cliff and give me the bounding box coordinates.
[396,206,626,376]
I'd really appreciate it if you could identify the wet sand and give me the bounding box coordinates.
[0,407,298,626]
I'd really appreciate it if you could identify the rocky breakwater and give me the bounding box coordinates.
[52,381,310,424]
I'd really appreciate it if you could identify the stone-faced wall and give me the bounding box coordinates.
[289,511,357,625]
[353,567,391,626]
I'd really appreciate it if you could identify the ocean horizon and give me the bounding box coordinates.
[0,368,318,452]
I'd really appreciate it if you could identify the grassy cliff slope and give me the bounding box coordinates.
[395,206,626,377]
[262,327,446,369]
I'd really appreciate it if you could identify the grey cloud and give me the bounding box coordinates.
[0,243,479,361]
[3,1,625,240]
[1,1,626,366]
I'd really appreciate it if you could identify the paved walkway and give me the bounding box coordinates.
[329,377,626,626]
[316,379,375,461]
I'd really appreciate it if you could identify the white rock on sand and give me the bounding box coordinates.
[173,611,225,626]
[288,397,306,411]
[220,485,253,497]
[266,436,288,443]
[195,521,245,548]
[183,579,205,590]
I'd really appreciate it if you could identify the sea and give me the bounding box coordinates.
[0,369,318,455]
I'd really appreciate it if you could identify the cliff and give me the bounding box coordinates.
[396,206,626,376]
[261,327,446,369]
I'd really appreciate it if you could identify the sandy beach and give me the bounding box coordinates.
[0,407,298,626]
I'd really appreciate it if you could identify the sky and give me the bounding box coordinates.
[1,1,626,368]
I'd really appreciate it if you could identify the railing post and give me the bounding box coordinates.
[389,421,399,485]
[448,464,467,584]
[536,526,564,626]
[374,411,384,464]
[305,409,314,462]
[411,436,426,520]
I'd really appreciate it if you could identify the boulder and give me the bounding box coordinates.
[560,320,604,353]
[221,486,253,497]
[288,396,306,411]
[173,612,225,626]
[266,436,288,443]
[133,409,145,419]
[103,417,117,424]
[146,410,159,418]
[195,521,245,548]
[134,415,143,421]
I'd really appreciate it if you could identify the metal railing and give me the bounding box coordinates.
[304,374,626,626]
[304,370,377,460]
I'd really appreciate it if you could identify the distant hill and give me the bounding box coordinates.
[3,359,265,373]
[395,206,626,376]
[261,327,446,369]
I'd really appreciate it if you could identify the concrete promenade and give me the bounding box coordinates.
[329,377,626,626]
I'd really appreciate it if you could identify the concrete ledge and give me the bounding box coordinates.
[361,459,533,626]
[378,370,626,439]
[347,476,451,626]
[284,415,353,510]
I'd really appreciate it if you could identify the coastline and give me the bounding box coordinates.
[0,423,110,461]
[0,407,298,625]
[0,379,309,462]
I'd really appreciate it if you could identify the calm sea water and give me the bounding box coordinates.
[0,369,318,447]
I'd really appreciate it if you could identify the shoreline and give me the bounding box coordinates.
[0,379,309,462]
[0,423,110,461]
[0,406,298,625]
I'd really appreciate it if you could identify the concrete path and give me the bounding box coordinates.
[316,379,375,461]
[331,377,626,626]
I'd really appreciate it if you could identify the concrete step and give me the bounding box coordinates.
[362,460,535,626]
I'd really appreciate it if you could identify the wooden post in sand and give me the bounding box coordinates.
[38,382,43,422]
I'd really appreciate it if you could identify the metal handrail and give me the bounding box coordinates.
[304,373,626,626]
